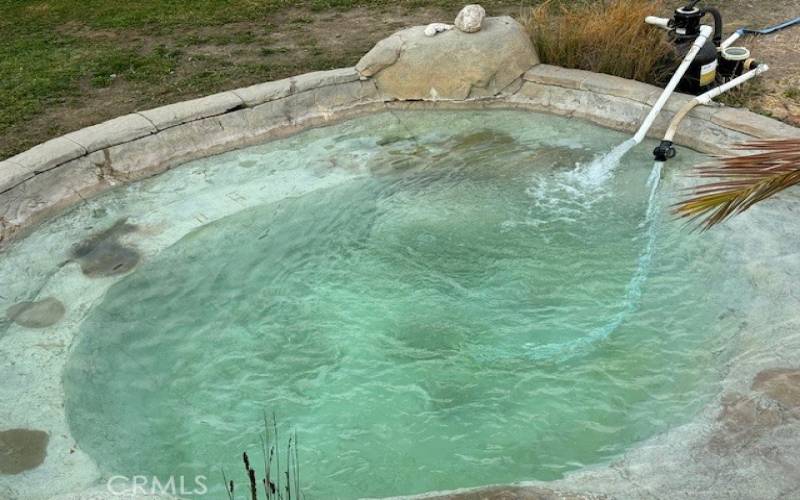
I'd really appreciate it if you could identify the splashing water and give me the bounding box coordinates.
[522,161,665,362]
[523,138,640,221]
[525,138,639,219]
[570,138,638,188]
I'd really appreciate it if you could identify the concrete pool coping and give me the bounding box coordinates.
[2,62,799,250]
[3,15,800,500]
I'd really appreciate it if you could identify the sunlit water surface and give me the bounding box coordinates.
[59,111,745,498]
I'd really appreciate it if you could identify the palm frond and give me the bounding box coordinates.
[674,138,800,230]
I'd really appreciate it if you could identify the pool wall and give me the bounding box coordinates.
[3,14,800,500]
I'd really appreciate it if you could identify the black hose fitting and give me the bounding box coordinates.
[653,141,677,162]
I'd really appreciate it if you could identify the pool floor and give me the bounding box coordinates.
[3,111,747,498]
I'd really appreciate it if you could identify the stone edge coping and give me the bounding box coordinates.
[0,67,362,196]
[2,64,799,251]
[522,65,800,140]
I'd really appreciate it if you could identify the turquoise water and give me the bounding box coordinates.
[63,111,740,499]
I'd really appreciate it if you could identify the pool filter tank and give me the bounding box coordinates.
[669,1,722,94]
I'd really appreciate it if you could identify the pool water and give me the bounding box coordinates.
[59,111,742,498]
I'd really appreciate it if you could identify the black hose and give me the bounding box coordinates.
[702,7,724,46]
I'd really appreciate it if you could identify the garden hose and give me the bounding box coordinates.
[722,16,800,48]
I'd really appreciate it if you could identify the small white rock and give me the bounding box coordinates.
[455,4,486,33]
[424,22,454,37]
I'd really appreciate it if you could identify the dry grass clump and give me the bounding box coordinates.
[715,78,767,108]
[523,0,675,85]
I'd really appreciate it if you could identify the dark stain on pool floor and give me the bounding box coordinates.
[709,368,800,454]
[5,297,65,328]
[71,219,140,277]
[0,429,49,475]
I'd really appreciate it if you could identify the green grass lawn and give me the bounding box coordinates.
[0,1,275,126]
[0,0,533,159]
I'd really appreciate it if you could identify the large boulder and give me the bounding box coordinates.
[355,16,538,101]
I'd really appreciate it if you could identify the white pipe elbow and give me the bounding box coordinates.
[645,16,671,29]
[720,31,742,49]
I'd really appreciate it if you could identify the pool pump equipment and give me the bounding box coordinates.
[642,1,799,162]
[646,0,763,95]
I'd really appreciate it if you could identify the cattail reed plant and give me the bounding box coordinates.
[222,412,302,500]
[523,0,675,85]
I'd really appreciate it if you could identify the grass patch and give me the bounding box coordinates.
[179,32,259,46]
[784,87,800,101]
[0,31,85,129]
[260,47,290,56]
[90,46,181,87]
[523,0,674,85]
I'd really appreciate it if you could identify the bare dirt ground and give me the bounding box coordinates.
[2,1,798,159]
[720,0,800,125]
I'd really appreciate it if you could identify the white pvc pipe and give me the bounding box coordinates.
[645,16,671,29]
[696,64,768,104]
[720,31,742,49]
[663,64,769,142]
[633,25,714,144]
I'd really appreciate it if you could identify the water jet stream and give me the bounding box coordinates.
[577,138,638,188]
[523,162,664,362]
[526,25,716,361]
